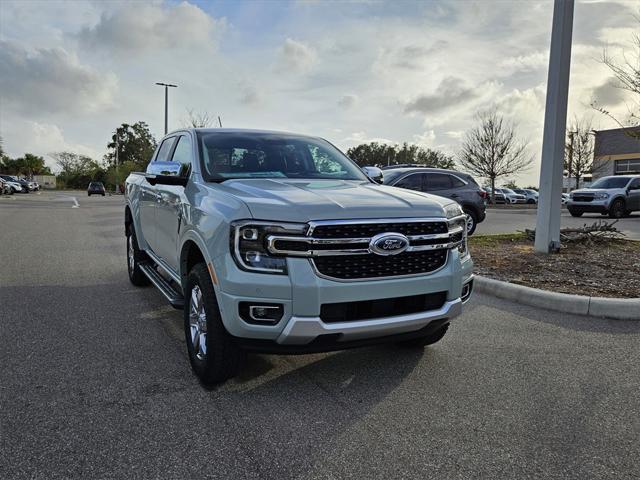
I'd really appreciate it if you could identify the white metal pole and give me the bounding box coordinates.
[535,0,574,253]
[115,133,119,194]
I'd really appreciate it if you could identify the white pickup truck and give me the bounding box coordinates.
[125,128,473,384]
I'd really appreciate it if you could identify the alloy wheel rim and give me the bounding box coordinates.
[127,236,135,273]
[466,214,474,233]
[189,285,207,361]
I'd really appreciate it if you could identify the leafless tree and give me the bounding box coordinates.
[182,109,216,128]
[458,109,533,202]
[592,14,640,137]
[564,117,596,191]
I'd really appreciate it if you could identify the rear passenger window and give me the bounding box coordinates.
[425,174,452,191]
[450,176,466,188]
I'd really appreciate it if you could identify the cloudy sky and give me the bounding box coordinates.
[0,0,637,185]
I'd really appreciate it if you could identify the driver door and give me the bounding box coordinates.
[154,134,193,271]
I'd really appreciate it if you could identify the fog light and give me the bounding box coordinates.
[461,280,473,303]
[239,302,284,325]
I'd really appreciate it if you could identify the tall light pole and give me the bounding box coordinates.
[534,0,574,253]
[155,82,177,135]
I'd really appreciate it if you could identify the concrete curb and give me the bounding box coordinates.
[474,276,640,320]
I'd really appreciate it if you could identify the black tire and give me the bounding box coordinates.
[126,225,151,286]
[397,324,449,348]
[568,208,583,217]
[527,199,535,204]
[184,263,245,385]
[609,199,626,219]
[462,208,478,236]
[88,193,91,196]
[102,193,105,197]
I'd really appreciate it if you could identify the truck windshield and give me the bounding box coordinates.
[589,177,631,189]
[197,132,367,182]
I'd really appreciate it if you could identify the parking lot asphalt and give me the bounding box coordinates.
[476,207,640,239]
[1,191,639,479]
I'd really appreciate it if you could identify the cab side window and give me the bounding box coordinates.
[171,135,193,171]
[629,178,640,190]
[154,137,176,163]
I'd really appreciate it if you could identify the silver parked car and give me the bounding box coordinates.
[500,188,527,204]
[568,175,640,218]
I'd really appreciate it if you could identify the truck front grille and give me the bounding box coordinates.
[311,221,448,238]
[572,195,593,202]
[312,249,448,280]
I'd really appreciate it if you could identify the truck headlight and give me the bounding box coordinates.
[444,203,469,258]
[594,193,609,199]
[231,221,306,274]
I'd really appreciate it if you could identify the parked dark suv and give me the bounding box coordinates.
[383,167,487,235]
[87,181,106,196]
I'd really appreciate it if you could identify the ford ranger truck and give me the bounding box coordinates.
[125,129,474,385]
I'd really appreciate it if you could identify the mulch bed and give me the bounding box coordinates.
[469,235,640,299]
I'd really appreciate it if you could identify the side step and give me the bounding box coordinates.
[139,262,185,309]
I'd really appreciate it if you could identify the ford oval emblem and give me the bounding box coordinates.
[369,232,410,256]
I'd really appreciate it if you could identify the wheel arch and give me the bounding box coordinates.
[179,231,215,286]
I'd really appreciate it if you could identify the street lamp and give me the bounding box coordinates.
[155,82,178,135]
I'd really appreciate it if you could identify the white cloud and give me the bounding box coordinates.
[278,38,317,73]
[3,121,100,170]
[338,94,359,108]
[0,40,118,115]
[413,130,436,147]
[76,1,224,54]
[404,77,479,114]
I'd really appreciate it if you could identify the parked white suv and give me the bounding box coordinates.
[568,175,640,218]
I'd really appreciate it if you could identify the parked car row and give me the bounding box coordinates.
[0,175,39,194]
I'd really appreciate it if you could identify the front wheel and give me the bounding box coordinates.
[568,208,583,217]
[609,199,626,219]
[184,263,245,385]
[396,324,449,348]
[463,208,478,236]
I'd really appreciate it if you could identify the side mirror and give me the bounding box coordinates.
[145,161,189,186]
[362,166,384,184]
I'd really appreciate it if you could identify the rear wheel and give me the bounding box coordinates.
[609,199,626,219]
[184,263,245,385]
[397,324,449,348]
[126,225,151,286]
[462,208,478,236]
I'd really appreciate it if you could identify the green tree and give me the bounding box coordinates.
[105,122,157,171]
[346,141,455,169]
[51,151,105,189]
[503,179,519,189]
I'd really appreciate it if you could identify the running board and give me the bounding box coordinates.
[139,262,185,309]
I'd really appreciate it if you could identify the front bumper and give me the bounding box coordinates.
[213,249,473,348]
[567,199,609,212]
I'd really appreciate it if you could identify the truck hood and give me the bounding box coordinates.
[217,179,452,222]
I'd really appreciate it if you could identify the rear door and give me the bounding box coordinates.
[627,178,640,210]
[154,134,193,271]
[140,136,176,253]
[423,172,456,201]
